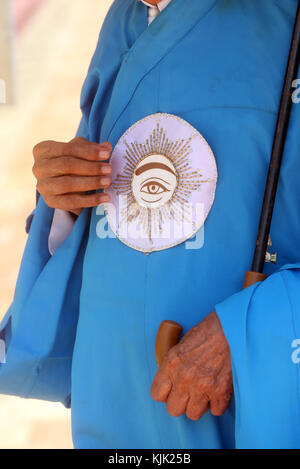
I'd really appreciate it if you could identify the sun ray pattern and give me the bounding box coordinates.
[105,114,218,253]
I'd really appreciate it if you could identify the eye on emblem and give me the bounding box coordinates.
[132,154,177,209]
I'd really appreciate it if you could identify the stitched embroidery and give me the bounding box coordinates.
[105,113,218,252]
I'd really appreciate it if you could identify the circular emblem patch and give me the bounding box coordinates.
[105,113,218,253]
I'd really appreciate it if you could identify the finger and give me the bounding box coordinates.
[209,378,233,417]
[39,175,111,196]
[33,140,112,162]
[65,139,112,161]
[166,389,189,417]
[151,371,172,402]
[35,157,112,178]
[209,398,231,417]
[47,192,110,211]
[71,137,112,152]
[186,399,209,421]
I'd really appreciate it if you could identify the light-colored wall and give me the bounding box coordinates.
[0,0,15,104]
[0,0,113,449]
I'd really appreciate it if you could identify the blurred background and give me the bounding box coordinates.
[0,0,112,449]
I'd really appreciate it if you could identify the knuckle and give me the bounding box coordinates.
[165,347,180,367]
[32,142,43,158]
[199,390,211,402]
[215,376,233,396]
[32,146,38,159]
[36,180,42,192]
[164,355,174,370]
[58,196,76,211]
[70,136,87,144]
[32,160,48,178]
[199,375,215,391]
[36,180,45,194]
[57,157,74,174]
[57,176,73,192]
[33,140,54,158]
[32,162,39,178]
[36,179,52,197]
[65,141,77,156]
[223,373,233,387]
[45,196,56,209]
[215,388,233,402]
[69,137,80,144]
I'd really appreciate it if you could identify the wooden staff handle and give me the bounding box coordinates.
[243,271,267,289]
[155,320,183,367]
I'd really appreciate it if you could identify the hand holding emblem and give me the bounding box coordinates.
[32,137,112,216]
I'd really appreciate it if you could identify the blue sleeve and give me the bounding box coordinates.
[0,0,126,406]
[215,264,300,449]
[0,196,90,406]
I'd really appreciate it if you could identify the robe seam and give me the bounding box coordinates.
[157,66,161,111]
[106,0,219,140]
[107,64,165,142]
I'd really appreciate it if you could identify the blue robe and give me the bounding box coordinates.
[1,0,300,449]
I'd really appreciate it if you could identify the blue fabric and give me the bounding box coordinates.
[0,0,300,449]
[0,197,90,405]
[216,264,300,449]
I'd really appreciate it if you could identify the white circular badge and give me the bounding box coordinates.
[104,113,218,253]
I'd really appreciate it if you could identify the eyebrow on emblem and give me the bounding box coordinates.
[135,162,176,177]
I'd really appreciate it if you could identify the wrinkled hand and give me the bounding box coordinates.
[151,311,233,420]
[32,137,112,216]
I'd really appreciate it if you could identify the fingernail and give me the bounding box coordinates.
[100,177,111,186]
[99,151,110,159]
[102,165,112,174]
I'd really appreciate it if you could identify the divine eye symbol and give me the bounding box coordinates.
[131,154,178,209]
[140,179,170,195]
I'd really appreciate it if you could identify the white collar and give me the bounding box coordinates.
[140,0,172,12]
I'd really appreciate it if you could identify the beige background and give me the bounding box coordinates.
[0,0,112,449]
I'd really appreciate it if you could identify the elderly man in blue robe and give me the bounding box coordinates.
[0,0,300,449]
